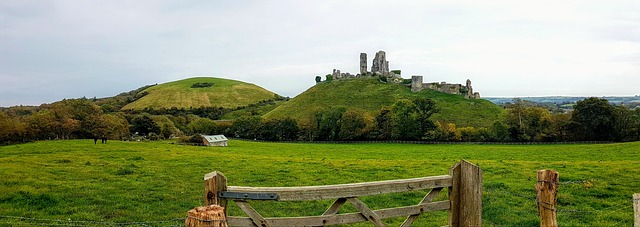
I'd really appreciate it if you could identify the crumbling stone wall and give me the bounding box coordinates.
[410,76,480,99]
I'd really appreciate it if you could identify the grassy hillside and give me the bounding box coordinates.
[122,77,278,110]
[264,78,504,128]
[0,140,638,226]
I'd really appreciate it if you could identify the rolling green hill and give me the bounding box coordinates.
[264,78,505,128]
[122,77,278,110]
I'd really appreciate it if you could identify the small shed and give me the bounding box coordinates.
[201,135,228,147]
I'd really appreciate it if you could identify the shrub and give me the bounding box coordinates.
[190,82,214,88]
[391,70,401,75]
[325,74,333,82]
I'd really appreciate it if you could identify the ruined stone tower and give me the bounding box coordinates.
[411,75,424,92]
[359,53,367,74]
[466,79,473,98]
[371,50,389,75]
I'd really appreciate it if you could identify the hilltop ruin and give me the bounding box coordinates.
[318,50,480,99]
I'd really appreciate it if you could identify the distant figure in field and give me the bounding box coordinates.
[94,138,98,144]
[101,136,107,144]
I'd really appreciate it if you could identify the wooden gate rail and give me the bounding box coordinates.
[203,160,481,227]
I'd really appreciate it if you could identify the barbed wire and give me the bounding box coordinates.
[483,180,637,226]
[0,215,185,227]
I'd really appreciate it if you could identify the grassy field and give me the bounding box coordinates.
[122,77,278,110]
[264,77,504,128]
[0,140,638,226]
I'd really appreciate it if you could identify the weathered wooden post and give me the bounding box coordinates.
[449,160,482,227]
[536,170,559,227]
[634,193,640,227]
[204,171,228,216]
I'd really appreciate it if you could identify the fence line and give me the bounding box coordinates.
[229,138,614,145]
[0,215,185,227]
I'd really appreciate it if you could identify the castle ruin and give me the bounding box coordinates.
[411,76,480,99]
[320,50,480,99]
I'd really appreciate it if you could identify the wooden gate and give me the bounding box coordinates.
[202,160,481,227]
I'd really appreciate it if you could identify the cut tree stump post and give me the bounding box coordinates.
[536,170,559,227]
[634,193,639,227]
[204,171,228,217]
[449,160,482,227]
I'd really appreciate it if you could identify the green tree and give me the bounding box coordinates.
[315,108,346,141]
[258,118,299,141]
[412,98,438,137]
[339,110,368,140]
[490,121,510,142]
[571,97,615,141]
[549,113,572,141]
[229,116,261,139]
[391,100,419,140]
[373,107,393,140]
[187,118,217,135]
[612,105,634,141]
[129,115,160,136]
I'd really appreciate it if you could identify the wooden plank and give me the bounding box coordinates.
[226,175,452,201]
[633,193,639,227]
[448,162,461,227]
[322,197,347,215]
[400,187,442,227]
[235,201,269,227]
[204,171,228,216]
[459,160,482,227]
[347,197,387,227]
[536,169,559,227]
[226,201,450,227]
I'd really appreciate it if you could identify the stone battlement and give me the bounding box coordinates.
[411,76,480,99]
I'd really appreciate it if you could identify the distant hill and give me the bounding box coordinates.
[122,77,278,110]
[485,96,640,105]
[264,77,505,128]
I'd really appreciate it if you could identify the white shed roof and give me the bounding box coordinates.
[202,135,228,143]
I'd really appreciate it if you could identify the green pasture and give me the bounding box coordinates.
[0,140,638,226]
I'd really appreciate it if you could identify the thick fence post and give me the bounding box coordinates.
[449,160,482,227]
[634,193,639,227]
[536,170,559,227]
[204,171,228,216]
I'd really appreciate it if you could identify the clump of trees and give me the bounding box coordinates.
[0,99,130,144]
[190,82,214,88]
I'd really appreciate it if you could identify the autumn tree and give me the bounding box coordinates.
[505,100,553,141]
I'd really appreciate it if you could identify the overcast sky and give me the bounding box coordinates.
[1,0,639,107]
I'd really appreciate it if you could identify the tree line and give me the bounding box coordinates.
[184,97,640,143]
[1,97,639,145]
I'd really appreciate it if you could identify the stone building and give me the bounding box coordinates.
[201,134,228,147]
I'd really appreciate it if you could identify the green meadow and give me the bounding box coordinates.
[0,140,638,226]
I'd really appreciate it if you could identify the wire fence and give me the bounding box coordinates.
[0,215,186,227]
[226,138,615,145]
[481,178,637,227]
